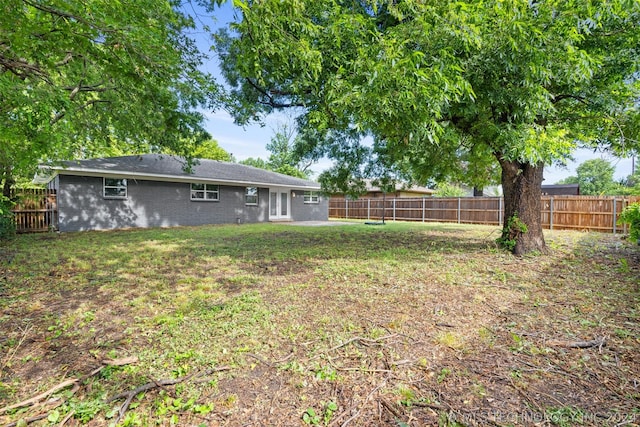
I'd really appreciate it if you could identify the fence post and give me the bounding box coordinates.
[422,197,425,222]
[498,197,503,226]
[549,197,554,230]
[393,199,396,221]
[457,198,461,224]
[367,199,370,220]
[612,197,617,234]
[345,199,348,219]
[622,198,627,234]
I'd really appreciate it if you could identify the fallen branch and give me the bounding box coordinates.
[0,355,138,416]
[2,412,50,427]
[334,367,394,374]
[106,366,231,425]
[102,356,139,366]
[547,336,606,349]
[0,379,77,415]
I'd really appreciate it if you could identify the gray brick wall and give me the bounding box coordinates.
[57,176,327,232]
[290,190,329,221]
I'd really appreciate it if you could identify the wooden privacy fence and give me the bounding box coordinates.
[329,195,640,234]
[10,189,58,233]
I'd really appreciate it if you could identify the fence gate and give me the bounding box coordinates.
[11,189,58,233]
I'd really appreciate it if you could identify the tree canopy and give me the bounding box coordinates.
[240,123,312,178]
[557,158,616,195]
[215,0,640,253]
[1,0,220,196]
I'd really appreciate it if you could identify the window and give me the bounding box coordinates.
[245,187,258,205]
[104,178,127,198]
[191,183,219,201]
[303,191,319,203]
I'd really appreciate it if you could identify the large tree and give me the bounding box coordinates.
[1,0,220,196]
[215,0,639,254]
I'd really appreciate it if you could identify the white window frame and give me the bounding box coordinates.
[303,191,320,204]
[103,178,127,199]
[245,187,258,205]
[190,183,219,201]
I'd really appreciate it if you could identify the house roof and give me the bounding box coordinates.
[36,154,321,190]
[363,180,434,195]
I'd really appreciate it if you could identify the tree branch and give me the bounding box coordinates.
[50,99,111,125]
[245,77,306,108]
[551,94,589,105]
[21,0,119,34]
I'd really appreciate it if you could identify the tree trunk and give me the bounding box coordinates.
[1,164,14,199]
[497,155,547,255]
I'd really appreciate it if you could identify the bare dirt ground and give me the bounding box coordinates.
[0,223,638,426]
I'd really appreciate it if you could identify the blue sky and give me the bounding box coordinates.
[183,2,636,184]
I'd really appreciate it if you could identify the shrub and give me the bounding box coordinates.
[618,202,640,243]
[0,195,15,239]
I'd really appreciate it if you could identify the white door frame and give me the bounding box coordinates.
[269,188,291,220]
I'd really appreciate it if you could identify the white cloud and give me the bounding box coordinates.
[203,109,235,123]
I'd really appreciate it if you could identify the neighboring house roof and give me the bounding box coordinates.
[363,180,434,195]
[36,154,321,190]
[541,184,580,195]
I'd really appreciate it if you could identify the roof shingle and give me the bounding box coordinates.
[43,154,320,189]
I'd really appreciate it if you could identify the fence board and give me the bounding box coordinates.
[330,195,640,234]
[10,189,58,233]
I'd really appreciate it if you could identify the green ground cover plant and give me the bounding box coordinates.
[0,222,638,426]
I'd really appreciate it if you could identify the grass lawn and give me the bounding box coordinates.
[0,221,638,426]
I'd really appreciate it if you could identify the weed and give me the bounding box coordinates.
[396,384,417,406]
[436,331,465,350]
[477,327,495,346]
[313,365,338,381]
[303,407,321,425]
[618,257,630,273]
[437,368,452,383]
[509,332,527,353]
[302,402,338,426]
[496,213,528,251]
[615,328,633,339]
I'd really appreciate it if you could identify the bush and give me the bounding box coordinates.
[0,195,15,239]
[618,203,640,243]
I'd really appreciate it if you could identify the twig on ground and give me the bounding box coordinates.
[547,336,606,349]
[59,409,75,426]
[2,412,50,427]
[379,398,404,421]
[327,334,398,353]
[509,377,544,415]
[330,379,387,427]
[246,353,273,367]
[106,366,231,425]
[334,367,394,374]
[410,401,444,411]
[245,351,294,368]
[1,324,33,372]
